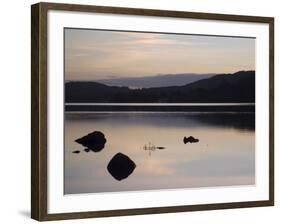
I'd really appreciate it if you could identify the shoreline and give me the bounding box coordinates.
[65,104,255,112]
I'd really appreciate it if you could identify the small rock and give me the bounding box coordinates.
[72,150,80,154]
[84,148,90,153]
[183,136,199,144]
[156,146,165,149]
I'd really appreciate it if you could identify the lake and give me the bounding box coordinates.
[64,111,255,194]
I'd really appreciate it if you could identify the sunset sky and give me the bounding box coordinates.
[65,28,255,81]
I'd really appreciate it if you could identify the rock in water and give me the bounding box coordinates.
[75,131,106,152]
[156,146,165,150]
[84,148,90,153]
[184,136,199,144]
[72,150,80,154]
[107,153,136,181]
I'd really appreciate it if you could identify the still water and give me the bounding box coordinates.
[64,112,255,194]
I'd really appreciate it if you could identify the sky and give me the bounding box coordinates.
[65,28,255,81]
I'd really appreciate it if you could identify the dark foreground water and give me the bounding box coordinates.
[64,112,255,194]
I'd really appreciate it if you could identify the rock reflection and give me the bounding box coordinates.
[75,131,106,152]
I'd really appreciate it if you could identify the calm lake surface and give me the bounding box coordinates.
[64,112,255,194]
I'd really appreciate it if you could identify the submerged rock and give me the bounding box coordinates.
[107,153,136,181]
[156,146,165,150]
[72,150,80,154]
[75,131,106,152]
[184,136,199,144]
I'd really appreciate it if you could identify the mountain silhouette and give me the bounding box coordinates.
[65,70,255,103]
[96,73,214,88]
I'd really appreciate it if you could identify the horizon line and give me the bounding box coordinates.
[65,70,255,82]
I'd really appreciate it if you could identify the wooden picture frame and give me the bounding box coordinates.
[31,2,274,221]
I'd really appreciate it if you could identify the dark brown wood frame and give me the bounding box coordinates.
[31,2,274,221]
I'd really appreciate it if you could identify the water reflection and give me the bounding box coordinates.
[64,112,255,194]
[66,112,255,130]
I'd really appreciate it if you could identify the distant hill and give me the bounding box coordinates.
[96,73,214,88]
[65,71,255,103]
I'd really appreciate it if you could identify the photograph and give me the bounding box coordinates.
[30,2,274,220]
[64,28,256,194]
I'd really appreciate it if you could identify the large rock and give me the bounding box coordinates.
[75,131,106,152]
[183,136,199,144]
[107,153,136,181]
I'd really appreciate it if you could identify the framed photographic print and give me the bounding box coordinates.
[31,2,274,221]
